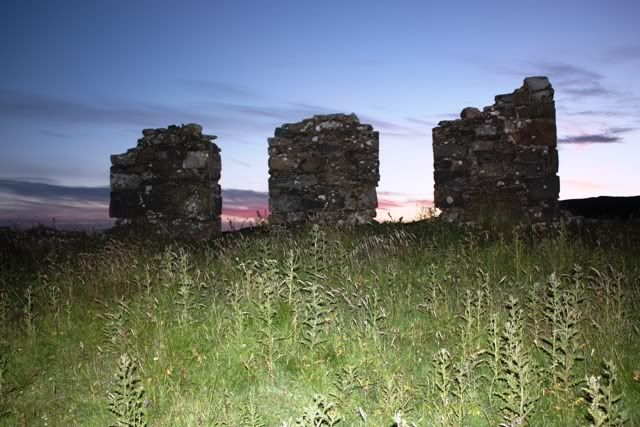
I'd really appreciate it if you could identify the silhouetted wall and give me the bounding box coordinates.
[432,77,559,224]
[268,114,379,225]
[109,124,222,239]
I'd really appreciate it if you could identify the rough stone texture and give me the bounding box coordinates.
[268,113,379,225]
[432,77,559,224]
[109,124,222,239]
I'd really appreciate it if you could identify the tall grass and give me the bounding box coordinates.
[0,220,638,425]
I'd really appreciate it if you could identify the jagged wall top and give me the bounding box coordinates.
[109,123,222,239]
[268,113,380,225]
[432,77,559,224]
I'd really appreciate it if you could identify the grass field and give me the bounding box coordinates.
[0,219,639,426]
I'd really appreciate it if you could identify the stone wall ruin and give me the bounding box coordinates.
[109,124,222,239]
[268,113,380,225]
[432,77,559,224]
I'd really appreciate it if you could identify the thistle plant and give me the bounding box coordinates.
[539,273,584,390]
[525,281,543,345]
[282,249,302,305]
[0,342,8,413]
[299,280,333,351]
[487,312,502,410]
[582,360,628,426]
[241,398,266,427]
[99,297,130,351]
[22,285,36,338]
[431,348,454,425]
[419,264,445,315]
[46,283,61,324]
[157,246,179,288]
[227,281,248,336]
[285,394,341,427]
[173,248,207,325]
[451,351,484,424]
[541,273,562,385]
[459,288,486,354]
[379,372,412,419]
[330,364,360,411]
[358,288,387,337]
[176,271,197,326]
[254,277,283,372]
[107,353,147,427]
[308,224,329,277]
[0,291,9,327]
[496,296,540,426]
[590,265,625,323]
[392,411,417,427]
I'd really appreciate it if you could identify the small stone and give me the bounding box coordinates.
[460,107,481,120]
[182,123,203,134]
[475,125,497,136]
[183,151,209,169]
[524,76,551,91]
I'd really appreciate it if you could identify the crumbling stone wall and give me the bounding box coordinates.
[110,124,222,239]
[268,113,379,225]
[432,77,559,224]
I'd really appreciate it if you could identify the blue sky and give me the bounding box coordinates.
[1,0,638,226]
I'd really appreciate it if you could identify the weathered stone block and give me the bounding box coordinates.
[110,173,141,191]
[472,141,495,152]
[434,188,464,208]
[475,125,498,137]
[433,143,468,159]
[513,119,556,146]
[183,151,210,169]
[527,175,560,201]
[478,162,505,178]
[109,190,145,218]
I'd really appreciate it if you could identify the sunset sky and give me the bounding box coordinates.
[1,0,638,228]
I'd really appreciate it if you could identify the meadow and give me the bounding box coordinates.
[0,219,638,426]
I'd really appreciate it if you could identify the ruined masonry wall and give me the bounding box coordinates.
[268,113,380,225]
[109,124,222,239]
[432,77,559,224]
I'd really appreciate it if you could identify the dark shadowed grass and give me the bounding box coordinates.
[0,219,639,426]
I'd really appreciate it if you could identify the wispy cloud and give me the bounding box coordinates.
[358,114,431,138]
[0,89,226,129]
[567,110,632,118]
[602,45,640,63]
[229,158,254,168]
[404,117,436,127]
[558,127,634,144]
[0,179,111,226]
[0,179,109,203]
[180,80,258,98]
[563,178,606,191]
[559,134,619,144]
[39,129,74,138]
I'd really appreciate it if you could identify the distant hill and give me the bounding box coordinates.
[559,196,640,219]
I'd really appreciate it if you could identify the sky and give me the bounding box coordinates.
[0,0,638,228]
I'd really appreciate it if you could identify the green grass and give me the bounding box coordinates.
[0,219,639,426]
